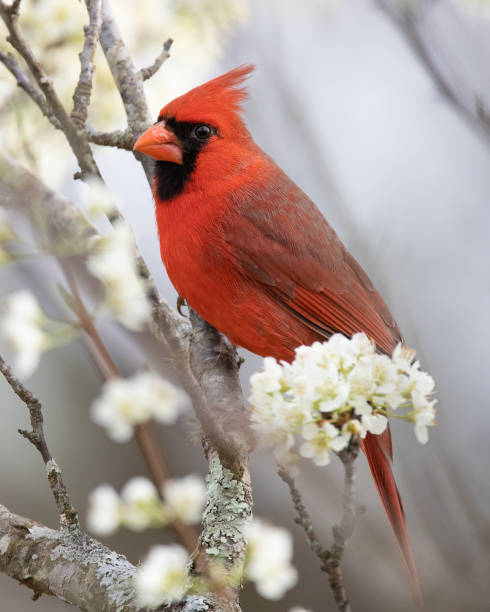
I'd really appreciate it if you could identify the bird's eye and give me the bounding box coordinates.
[193,124,213,140]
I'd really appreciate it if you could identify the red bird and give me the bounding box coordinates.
[134,65,420,602]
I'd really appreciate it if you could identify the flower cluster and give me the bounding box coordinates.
[250,333,436,465]
[91,371,187,442]
[133,518,298,608]
[87,474,206,537]
[87,219,150,330]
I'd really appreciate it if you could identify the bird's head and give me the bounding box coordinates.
[133,64,254,201]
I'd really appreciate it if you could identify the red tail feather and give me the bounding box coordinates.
[362,431,422,607]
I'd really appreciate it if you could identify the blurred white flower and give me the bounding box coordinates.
[87,484,121,536]
[121,477,160,530]
[81,177,117,218]
[90,371,186,442]
[289,607,313,612]
[163,475,206,524]
[140,372,188,425]
[0,290,48,378]
[300,422,350,466]
[87,219,150,330]
[135,544,189,608]
[245,519,297,600]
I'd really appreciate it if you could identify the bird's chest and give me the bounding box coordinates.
[155,198,242,319]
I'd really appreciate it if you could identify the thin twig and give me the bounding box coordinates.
[0,50,61,129]
[278,440,360,612]
[0,356,79,530]
[86,125,134,149]
[140,38,173,81]
[71,0,102,128]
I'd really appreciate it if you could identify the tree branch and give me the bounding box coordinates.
[71,0,103,128]
[86,125,134,149]
[0,356,78,530]
[0,504,223,611]
[140,39,173,81]
[278,440,360,612]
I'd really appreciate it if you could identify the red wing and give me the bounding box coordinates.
[223,170,401,355]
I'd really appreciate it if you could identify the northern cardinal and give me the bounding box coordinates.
[134,65,420,602]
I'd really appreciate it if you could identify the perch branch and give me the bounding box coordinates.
[0,356,78,530]
[140,38,173,80]
[279,440,360,612]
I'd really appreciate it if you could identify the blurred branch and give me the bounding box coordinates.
[0,355,78,530]
[0,503,223,611]
[278,440,360,612]
[140,38,173,81]
[376,0,490,143]
[71,0,102,128]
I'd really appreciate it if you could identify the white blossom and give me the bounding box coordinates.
[90,372,186,442]
[120,477,160,530]
[163,475,206,524]
[411,391,436,444]
[87,220,150,330]
[87,485,121,536]
[135,545,189,608]
[245,519,297,600]
[289,608,314,612]
[360,413,388,437]
[250,333,436,459]
[0,290,48,378]
[300,422,350,466]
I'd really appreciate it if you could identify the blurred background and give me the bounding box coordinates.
[1,0,490,610]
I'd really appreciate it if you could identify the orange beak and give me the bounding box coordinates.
[133,122,183,164]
